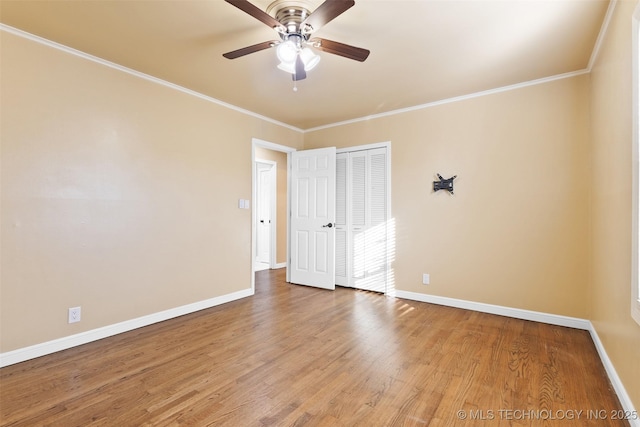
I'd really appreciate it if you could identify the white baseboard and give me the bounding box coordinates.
[394,290,638,425]
[0,288,254,368]
[588,325,640,427]
[273,262,287,269]
[394,290,591,329]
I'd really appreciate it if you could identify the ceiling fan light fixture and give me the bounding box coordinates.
[300,47,320,71]
[276,40,297,64]
[277,61,296,74]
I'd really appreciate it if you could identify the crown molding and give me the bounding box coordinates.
[304,70,590,133]
[587,0,618,72]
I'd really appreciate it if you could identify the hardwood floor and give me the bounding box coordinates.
[0,269,628,426]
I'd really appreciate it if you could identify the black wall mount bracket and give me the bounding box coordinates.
[433,174,457,195]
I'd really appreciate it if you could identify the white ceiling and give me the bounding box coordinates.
[0,0,611,130]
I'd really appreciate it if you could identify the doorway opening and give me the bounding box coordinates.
[251,139,295,293]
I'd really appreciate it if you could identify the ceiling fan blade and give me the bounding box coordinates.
[301,0,355,32]
[223,41,277,59]
[293,54,307,81]
[224,0,283,31]
[312,38,370,62]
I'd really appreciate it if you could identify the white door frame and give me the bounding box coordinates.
[251,138,296,293]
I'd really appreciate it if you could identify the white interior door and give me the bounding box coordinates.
[256,161,274,266]
[290,147,336,289]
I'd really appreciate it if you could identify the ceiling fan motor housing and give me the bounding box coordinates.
[267,1,315,34]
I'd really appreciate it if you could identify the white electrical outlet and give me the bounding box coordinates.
[422,274,430,285]
[68,306,81,323]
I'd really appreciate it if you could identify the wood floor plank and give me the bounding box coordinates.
[0,269,629,426]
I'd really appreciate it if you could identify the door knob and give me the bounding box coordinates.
[322,223,334,228]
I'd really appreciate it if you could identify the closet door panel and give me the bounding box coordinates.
[350,153,367,227]
[336,146,389,292]
[366,148,388,288]
[370,149,387,227]
[335,154,348,286]
[349,152,367,285]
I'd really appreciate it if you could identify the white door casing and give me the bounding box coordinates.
[290,147,337,290]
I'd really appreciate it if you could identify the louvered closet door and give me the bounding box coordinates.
[335,153,349,287]
[348,147,388,293]
[364,148,388,293]
[350,151,367,288]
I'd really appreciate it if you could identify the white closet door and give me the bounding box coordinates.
[350,151,368,287]
[363,148,387,292]
[335,153,349,287]
[349,147,388,293]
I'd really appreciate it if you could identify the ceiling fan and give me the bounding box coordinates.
[222,0,370,81]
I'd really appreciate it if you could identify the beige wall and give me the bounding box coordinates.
[305,76,591,318]
[254,147,288,265]
[589,0,640,409]
[0,32,302,352]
